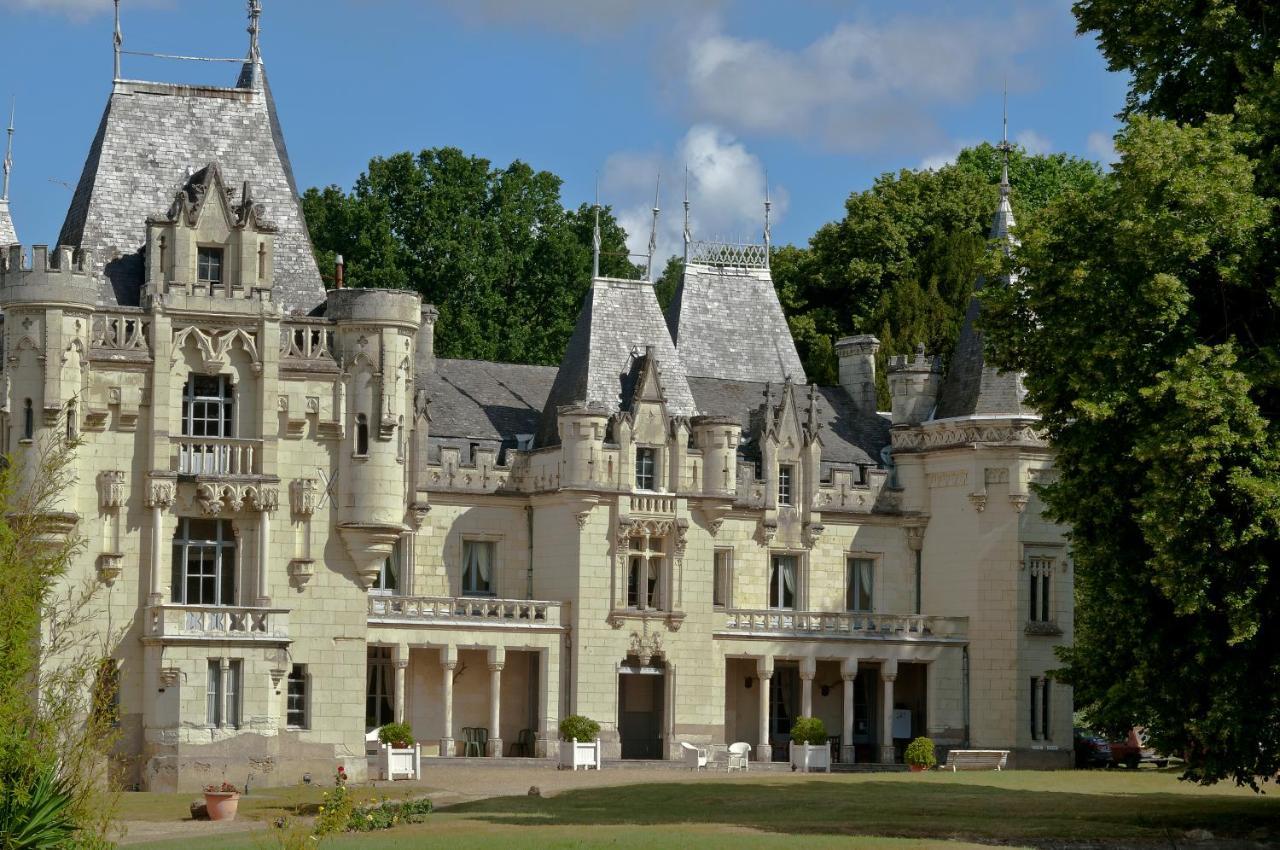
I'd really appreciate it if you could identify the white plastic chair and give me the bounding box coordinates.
[681,742,708,771]
[727,741,751,772]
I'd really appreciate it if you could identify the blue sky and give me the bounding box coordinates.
[0,0,1128,262]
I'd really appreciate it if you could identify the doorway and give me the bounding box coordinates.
[619,665,665,759]
[768,664,799,761]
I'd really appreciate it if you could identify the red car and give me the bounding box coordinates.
[1109,728,1169,769]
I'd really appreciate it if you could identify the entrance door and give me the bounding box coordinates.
[768,666,799,761]
[619,669,664,759]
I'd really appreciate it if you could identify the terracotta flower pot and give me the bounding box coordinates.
[909,764,927,772]
[203,791,240,821]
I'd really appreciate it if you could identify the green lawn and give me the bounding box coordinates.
[126,769,1280,849]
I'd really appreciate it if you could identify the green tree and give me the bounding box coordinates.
[982,115,1278,787]
[303,148,639,366]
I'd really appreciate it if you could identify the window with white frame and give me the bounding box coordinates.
[626,535,665,610]
[286,664,309,729]
[462,539,495,596]
[713,549,732,609]
[180,374,236,475]
[846,557,874,612]
[172,518,236,606]
[635,446,657,490]
[371,538,402,595]
[1029,556,1053,622]
[206,658,242,728]
[778,464,794,506]
[1030,675,1051,740]
[769,553,797,610]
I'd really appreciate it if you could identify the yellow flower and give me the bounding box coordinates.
[317,806,324,812]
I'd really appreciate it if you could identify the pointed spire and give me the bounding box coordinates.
[763,170,772,268]
[3,99,13,202]
[682,165,692,266]
[113,0,123,81]
[591,176,601,280]
[248,0,262,64]
[992,80,1016,242]
[646,172,660,283]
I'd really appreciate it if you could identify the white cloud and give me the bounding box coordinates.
[919,141,971,172]
[1086,130,1118,166]
[1016,129,1053,155]
[429,0,722,38]
[602,124,782,269]
[682,9,1051,154]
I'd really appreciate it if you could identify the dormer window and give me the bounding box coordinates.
[635,447,656,491]
[197,247,224,288]
[778,464,794,506]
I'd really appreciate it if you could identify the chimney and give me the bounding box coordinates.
[887,343,943,425]
[836,334,880,413]
[334,254,344,289]
[415,304,438,376]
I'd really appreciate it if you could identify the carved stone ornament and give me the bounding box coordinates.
[288,558,315,590]
[290,478,317,516]
[758,520,778,545]
[96,552,124,586]
[197,483,278,515]
[891,419,1047,453]
[1008,493,1030,514]
[158,668,181,689]
[409,500,431,530]
[171,326,262,375]
[98,470,127,510]
[146,480,176,509]
[967,492,988,513]
[628,630,664,667]
[803,522,825,549]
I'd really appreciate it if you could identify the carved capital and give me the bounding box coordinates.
[1008,493,1030,514]
[288,558,315,590]
[967,492,987,513]
[146,480,176,509]
[96,552,124,585]
[290,478,317,516]
[158,668,181,689]
[97,470,128,510]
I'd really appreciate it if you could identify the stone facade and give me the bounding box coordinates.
[0,46,1072,794]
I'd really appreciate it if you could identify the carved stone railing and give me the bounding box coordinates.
[175,436,263,476]
[280,321,337,369]
[91,312,151,357]
[630,493,675,515]
[145,604,290,642]
[368,595,563,630]
[716,609,967,640]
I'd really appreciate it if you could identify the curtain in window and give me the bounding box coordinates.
[647,558,660,608]
[206,661,220,726]
[858,563,872,609]
[476,542,492,583]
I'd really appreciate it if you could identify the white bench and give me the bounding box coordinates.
[944,749,1009,771]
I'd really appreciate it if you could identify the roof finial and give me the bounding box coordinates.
[682,164,691,265]
[248,0,262,64]
[113,0,123,81]
[2,99,13,202]
[763,170,772,268]
[591,175,601,280]
[997,76,1012,198]
[646,172,660,283]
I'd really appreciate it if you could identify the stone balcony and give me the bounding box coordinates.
[715,609,967,642]
[143,604,290,645]
[367,595,564,632]
[174,436,264,477]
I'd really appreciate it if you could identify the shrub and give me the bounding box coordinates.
[790,716,827,746]
[377,722,414,747]
[312,783,354,838]
[559,715,600,742]
[347,797,432,832]
[904,736,936,768]
[0,766,78,849]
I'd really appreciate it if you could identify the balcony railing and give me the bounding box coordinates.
[630,493,676,515]
[717,609,967,640]
[175,437,263,476]
[145,604,290,642]
[368,595,563,630]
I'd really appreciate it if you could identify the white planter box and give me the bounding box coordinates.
[377,743,421,780]
[559,738,601,771]
[790,742,831,773]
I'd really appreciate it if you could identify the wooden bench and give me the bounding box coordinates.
[944,749,1009,771]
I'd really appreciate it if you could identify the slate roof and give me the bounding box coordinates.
[0,199,15,247]
[426,359,558,441]
[666,262,806,384]
[536,277,696,446]
[933,180,1034,420]
[689,377,888,466]
[57,62,324,313]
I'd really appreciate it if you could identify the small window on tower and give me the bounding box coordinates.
[197,247,224,288]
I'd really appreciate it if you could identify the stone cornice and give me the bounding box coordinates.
[890,416,1048,453]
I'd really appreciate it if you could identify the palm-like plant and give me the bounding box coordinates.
[0,767,79,850]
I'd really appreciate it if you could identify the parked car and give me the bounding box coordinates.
[1073,727,1112,768]
[1109,727,1168,769]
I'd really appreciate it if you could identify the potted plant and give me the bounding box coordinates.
[378,722,415,749]
[905,736,936,772]
[789,717,831,772]
[558,715,602,770]
[375,723,420,780]
[202,781,240,821]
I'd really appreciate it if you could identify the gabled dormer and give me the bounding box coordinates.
[144,163,277,302]
[752,379,825,548]
[614,347,689,495]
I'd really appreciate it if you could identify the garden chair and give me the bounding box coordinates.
[727,741,751,772]
[509,728,535,757]
[464,726,488,757]
[680,742,709,770]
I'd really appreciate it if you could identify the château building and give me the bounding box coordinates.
[0,9,1072,792]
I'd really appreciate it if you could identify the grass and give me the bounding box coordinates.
[124,768,1280,849]
[114,782,429,824]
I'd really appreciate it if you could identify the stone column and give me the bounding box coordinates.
[842,668,857,764]
[256,506,271,607]
[394,654,408,725]
[880,661,898,764]
[440,654,456,757]
[756,658,773,762]
[219,657,231,729]
[535,648,552,758]
[488,657,505,758]
[799,658,816,718]
[150,504,164,605]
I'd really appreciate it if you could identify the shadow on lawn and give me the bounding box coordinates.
[443,780,1280,844]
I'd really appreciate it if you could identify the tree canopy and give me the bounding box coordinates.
[303,148,639,366]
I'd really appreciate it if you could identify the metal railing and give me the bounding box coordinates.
[145,604,289,641]
[717,609,966,639]
[368,595,563,629]
[175,436,262,476]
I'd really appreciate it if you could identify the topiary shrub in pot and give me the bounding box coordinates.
[905,736,936,772]
[378,722,415,749]
[559,715,601,742]
[789,717,831,772]
[790,716,828,746]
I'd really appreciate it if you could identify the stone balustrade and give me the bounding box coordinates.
[175,436,263,476]
[367,595,563,630]
[716,609,967,640]
[145,604,290,642]
[630,493,676,515]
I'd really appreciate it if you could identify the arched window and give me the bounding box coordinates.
[355,413,369,456]
[23,399,33,440]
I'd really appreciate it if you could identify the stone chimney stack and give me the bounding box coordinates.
[887,343,943,425]
[836,334,880,412]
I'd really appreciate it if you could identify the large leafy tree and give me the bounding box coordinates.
[303,148,639,365]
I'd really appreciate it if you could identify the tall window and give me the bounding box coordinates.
[462,540,494,596]
[355,413,369,457]
[635,447,656,490]
[91,659,120,729]
[713,549,732,609]
[286,664,309,729]
[372,538,401,595]
[22,399,32,439]
[66,400,77,441]
[197,247,224,288]
[1029,557,1052,622]
[847,557,874,612]
[366,647,394,731]
[181,375,235,473]
[769,554,797,610]
[1030,676,1052,740]
[777,465,794,506]
[626,536,665,610]
[172,518,236,605]
[207,659,242,728]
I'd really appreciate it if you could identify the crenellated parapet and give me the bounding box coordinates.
[887,344,943,426]
[0,244,98,310]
